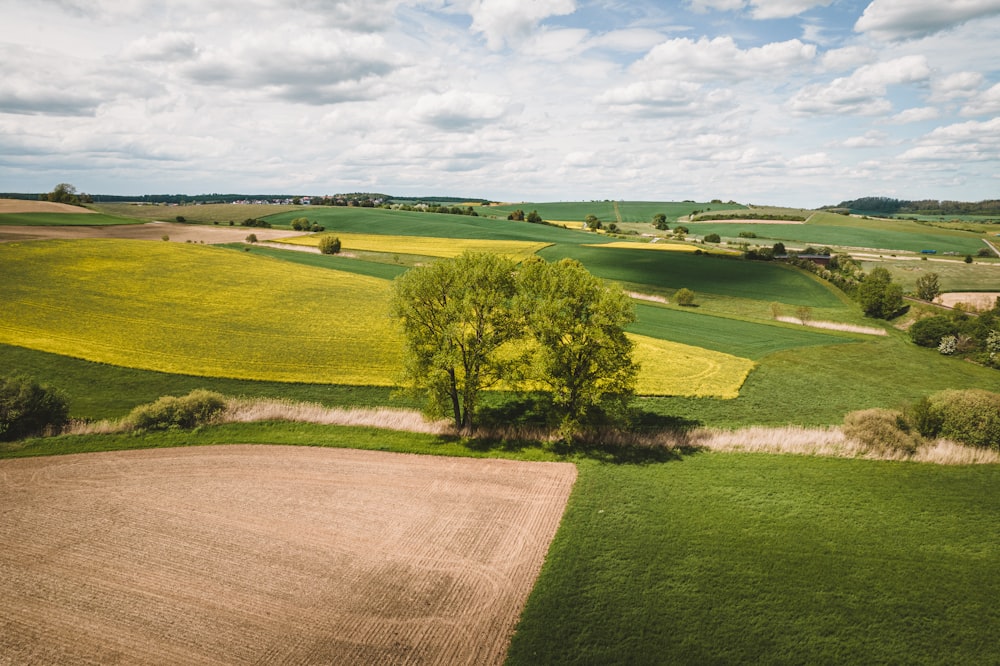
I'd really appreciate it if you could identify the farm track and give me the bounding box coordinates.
[0,446,577,665]
[0,221,308,244]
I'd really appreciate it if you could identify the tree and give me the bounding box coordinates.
[675,288,696,306]
[391,252,519,431]
[585,214,602,230]
[858,266,903,318]
[245,234,258,244]
[47,183,81,206]
[526,210,543,224]
[772,241,786,256]
[515,257,638,438]
[653,213,668,230]
[318,236,341,254]
[703,233,721,243]
[915,272,941,302]
[0,375,69,441]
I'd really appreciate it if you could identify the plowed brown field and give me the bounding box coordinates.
[0,446,577,664]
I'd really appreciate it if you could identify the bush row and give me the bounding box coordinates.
[843,389,1000,452]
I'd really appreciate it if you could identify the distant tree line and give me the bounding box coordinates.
[830,197,1000,216]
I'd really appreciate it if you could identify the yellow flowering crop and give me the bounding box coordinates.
[0,240,403,385]
[276,232,550,260]
[629,333,754,398]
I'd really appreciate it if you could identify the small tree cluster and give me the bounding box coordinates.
[703,233,721,243]
[241,218,272,228]
[844,388,1000,453]
[909,300,1000,366]
[858,267,903,319]
[652,213,669,230]
[0,375,69,441]
[290,217,325,232]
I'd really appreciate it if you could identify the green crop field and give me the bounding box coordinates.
[91,202,304,225]
[685,211,986,254]
[475,200,738,224]
[540,244,843,307]
[0,212,139,226]
[629,302,851,359]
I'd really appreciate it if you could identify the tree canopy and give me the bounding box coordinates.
[391,252,638,438]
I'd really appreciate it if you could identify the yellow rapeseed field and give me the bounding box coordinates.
[0,240,752,396]
[629,333,754,398]
[0,240,403,385]
[276,232,550,260]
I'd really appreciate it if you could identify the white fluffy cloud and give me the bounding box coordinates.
[789,55,930,116]
[855,0,1000,40]
[687,0,832,17]
[961,82,1000,116]
[634,36,816,82]
[468,0,576,50]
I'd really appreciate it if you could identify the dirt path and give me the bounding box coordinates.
[0,446,577,665]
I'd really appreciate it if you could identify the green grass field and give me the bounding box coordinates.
[475,200,740,224]
[860,255,1000,292]
[509,453,1000,665]
[541,244,843,307]
[0,212,140,226]
[684,211,986,255]
[91,202,304,225]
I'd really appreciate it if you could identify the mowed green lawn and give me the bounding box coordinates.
[541,244,843,306]
[508,453,1000,665]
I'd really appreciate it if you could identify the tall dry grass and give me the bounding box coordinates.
[63,399,999,465]
[775,316,886,336]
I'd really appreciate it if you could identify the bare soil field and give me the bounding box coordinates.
[0,199,95,214]
[936,291,1000,311]
[0,446,576,665]
[0,221,307,244]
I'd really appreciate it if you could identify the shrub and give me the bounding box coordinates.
[175,215,186,223]
[0,375,70,441]
[978,247,994,257]
[928,389,1000,450]
[842,408,921,454]
[938,335,957,355]
[125,390,226,431]
[909,315,956,347]
[675,288,696,306]
[703,233,721,243]
[245,233,258,244]
[318,235,342,254]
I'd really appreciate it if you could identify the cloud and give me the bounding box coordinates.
[122,32,198,62]
[182,30,400,104]
[930,71,985,101]
[596,80,735,117]
[855,0,1000,40]
[961,82,1000,116]
[468,0,577,50]
[888,107,940,123]
[633,36,816,82]
[789,55,930,116]
[841,130,889,147]
[412,90,512,130]
[687,0,832,18]
[820,46,876,72]
[898,117,1000,162]
[0,86,102,116]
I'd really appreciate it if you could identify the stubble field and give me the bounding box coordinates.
[0,445,577,665]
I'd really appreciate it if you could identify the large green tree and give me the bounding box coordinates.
[515,257,638,438]
[858,266,904,319]
[391,252,518,431]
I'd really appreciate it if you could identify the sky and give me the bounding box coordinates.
[1,0,999,207]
